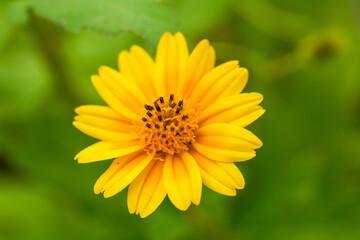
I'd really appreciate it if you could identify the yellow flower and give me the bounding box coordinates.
[73,32,264,218]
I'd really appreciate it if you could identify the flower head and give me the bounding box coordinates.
[73,32,264,218]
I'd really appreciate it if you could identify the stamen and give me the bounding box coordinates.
[170,102,176,108]
[170,126,175,131]
[158,115,162,121]
[146,123,151,128]
[175,108,181,114]
[144,104,154,111]
[155,123,160,129]
[179,100,183,109]
[161,134,166,138]
[182,115,188,120]
[180,126,184,131]
[142,117,147,122]
[159,97,164,104]
[169,94,174,106]
[147,112,153,118]
[154,102,161,112]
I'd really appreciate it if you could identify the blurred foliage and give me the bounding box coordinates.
[1,0,360,239]
[7,0,178,51]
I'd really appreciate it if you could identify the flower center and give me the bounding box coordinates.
[136,94,199,157]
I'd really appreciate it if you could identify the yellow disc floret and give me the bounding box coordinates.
[135,94,199,156]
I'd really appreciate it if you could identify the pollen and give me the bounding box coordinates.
[135,94,199,156]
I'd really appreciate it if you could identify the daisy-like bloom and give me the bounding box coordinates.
[73,32,264,218]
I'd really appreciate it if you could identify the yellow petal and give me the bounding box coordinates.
[74,114,130,133]
[127,160,166,218]
[127,161,155,214]
[164,34,178,95]
[94,151,143,194]
[73,121,138,142]
[179,151,202,205]
[190,150,244,195]
[178,40,215,98]
[199,93,264,126]
[218,68,248,98]
[75,141,143,163]
[193,123,261,162]
[196,136,254,152]
[98,66,148,107]
[192,142,256,162]
[163,155,191,211]
[174,32,189,77]
[118,51,133,81]
[75,105,125,121]
[154,32,172,96]
[138,161,166,218]
[196,123,263,148]
[232,108,266,128]
[190,61,239,105]
[91,75,137,120]
[118,47,156,100]
[102,153,153,198]
[196,67,245,110]
[200,170,236,196]
[153,32,190,97]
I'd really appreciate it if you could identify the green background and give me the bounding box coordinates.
[1,0,360,239]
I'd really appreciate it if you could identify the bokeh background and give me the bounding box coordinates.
[1,0,360,239]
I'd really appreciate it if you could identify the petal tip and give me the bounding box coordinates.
[227,190,237,196]
[129,45,141,53]
[72,121,79,128]
[192,199,201,206]
[174,32,184,37]
[159,32,173,43]
[256,93,264,101]
[90,75,100,83]
[197,39,210,49]
[139,211,151,218]
[103,191,115,198]
[98,65,107,73]
[162,31,173,37]
[74,106,81,114]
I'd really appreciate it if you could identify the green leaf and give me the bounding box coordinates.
[12,0,179,51]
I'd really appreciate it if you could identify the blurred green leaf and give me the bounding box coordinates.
[233,0,311,41]
[10,0,178,51]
